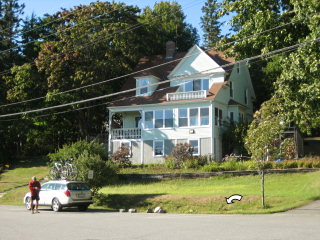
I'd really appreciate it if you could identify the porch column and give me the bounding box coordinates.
[108,111,113,153]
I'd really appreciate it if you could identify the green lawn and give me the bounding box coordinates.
[96,171,320,214]
[1,159,319,214]
[0,158,49,193]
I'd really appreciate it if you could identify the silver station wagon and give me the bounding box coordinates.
[24,180,93,212]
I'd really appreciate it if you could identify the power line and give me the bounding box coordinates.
[0,37,317,119]
[0,44,302,122]
[0,10,314,109]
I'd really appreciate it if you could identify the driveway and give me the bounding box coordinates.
[0,201,319,240]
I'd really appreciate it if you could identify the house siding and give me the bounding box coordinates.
[144,140,165,164]
[165,139,175,156]
[131,141,141,164]
[111,140,141,164]
[200,138,211,155]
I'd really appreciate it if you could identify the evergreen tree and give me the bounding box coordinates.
[201,0,222,48]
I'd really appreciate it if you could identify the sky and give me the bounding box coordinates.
[18,0,231,45]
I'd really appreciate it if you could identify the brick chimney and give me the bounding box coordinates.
[165,41,176,59]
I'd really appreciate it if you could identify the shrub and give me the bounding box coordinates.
[280,138,296,160]
[312,161,320,168]
[76,151,118,194]
[48,139,107,162]
[165,156,177,169]
[201,162,222,172]
[302,160,313,168]
[172,143,194,165]
[182,158,199,169]
[242,161,257,170]
[110,145,132,168]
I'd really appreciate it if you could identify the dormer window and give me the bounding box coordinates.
[184,79,209,92]
[137,79,150,96]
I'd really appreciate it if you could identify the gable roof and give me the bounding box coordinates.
[206,50,235,72]
[108,45,234,107]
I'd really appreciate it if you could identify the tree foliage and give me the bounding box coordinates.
[201,0,222,48]
[139,1,199,55]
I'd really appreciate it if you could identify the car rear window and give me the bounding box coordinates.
[67,183,90,191]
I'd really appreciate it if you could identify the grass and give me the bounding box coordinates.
[0,157,49,193]
[1,158,320,214]
[94,171,320,214]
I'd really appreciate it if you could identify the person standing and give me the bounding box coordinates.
[28,176,41,214]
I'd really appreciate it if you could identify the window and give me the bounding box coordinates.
[229,81,233,98]
[165,110,173,128]
[189,139,199,156]
[193,79,201,91]
[189,108,198,126]
[215,108,218,126]
[237,63,240,74]
[145,110,173,129]
[202,79,209,90]
[244,89,248,105]
[179,109,188,127]
[184,79,210,92]
[41,183,49,191]
[137,79,149,95]
[200,108,209,126]
[155,110,164,128]
[239,113,244,122]
[179,107,209,127]
[215,107,223,126]
[154,140,164,156]
[144,111,153,129]
[229,112,234,122]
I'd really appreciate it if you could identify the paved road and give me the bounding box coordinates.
[0,202,320,240]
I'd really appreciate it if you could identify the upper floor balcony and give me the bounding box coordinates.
[166,90,207,101]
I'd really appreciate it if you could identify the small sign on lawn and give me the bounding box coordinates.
[88,170,94,179]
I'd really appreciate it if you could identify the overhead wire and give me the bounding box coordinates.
[0,9,314,109]
[0,36,317,119]
[0,43,304,123]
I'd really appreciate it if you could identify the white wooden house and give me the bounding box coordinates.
[107,41,256,163]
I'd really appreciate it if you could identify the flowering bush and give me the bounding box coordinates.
[110,145,132,168]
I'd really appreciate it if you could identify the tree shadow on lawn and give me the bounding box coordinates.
[8,156,49,169]
[95,193,164,210]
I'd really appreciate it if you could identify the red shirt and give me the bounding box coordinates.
[28,180,41,196]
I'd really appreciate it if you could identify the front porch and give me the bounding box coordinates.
[109,110,142,140]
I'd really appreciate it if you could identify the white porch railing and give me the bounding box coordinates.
[111,128,141,139]
[166,90,207,101]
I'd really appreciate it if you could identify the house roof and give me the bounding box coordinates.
[108,47,234,107]
[228,99,247,108]
[206,50,235,72]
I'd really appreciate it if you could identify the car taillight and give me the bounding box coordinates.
[64,190,71,197]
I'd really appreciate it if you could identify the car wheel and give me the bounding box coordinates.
[25,197,32,210]
[78,205,89,211]
[52,198,62,212]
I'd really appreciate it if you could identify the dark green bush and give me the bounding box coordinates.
[76,151,118,194]
[201,162,222,172]
[48,139,107,162]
